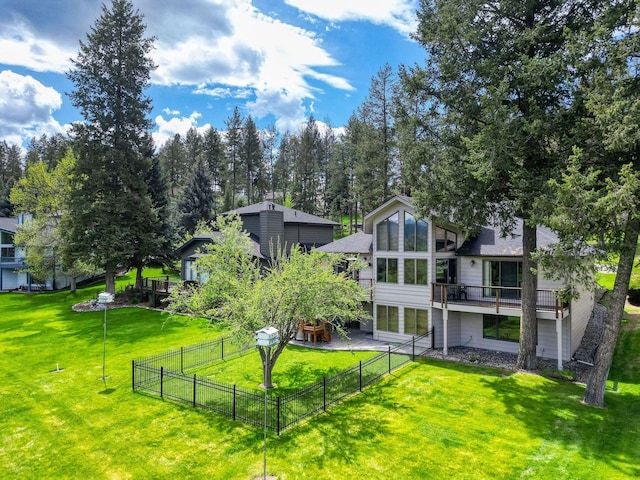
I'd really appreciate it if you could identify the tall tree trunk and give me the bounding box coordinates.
[583,219,639,407]
[70,276,77,293]
[105,264,116,295]
[135,264,144,290]
[516,222,538,370]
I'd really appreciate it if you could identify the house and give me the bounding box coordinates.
[322,196,593,369]
[316,230,374,331]
[0,216,28,290]
[175,202,339,282]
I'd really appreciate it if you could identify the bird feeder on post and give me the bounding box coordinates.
[254,326,279,480]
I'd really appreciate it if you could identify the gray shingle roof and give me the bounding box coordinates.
[456,217,559,257]
[225,202,338,226]
[315,231,372,254]
[0,217,18,233]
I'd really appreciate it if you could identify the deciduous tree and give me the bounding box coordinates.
[167,215,370,388]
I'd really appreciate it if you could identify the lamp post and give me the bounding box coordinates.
[255,326,279,480]
[98,292,114,381]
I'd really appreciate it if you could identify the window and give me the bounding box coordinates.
[435,258,457,284]
[1,231,13,245]
[376,258,398,283]
[435,227,457,252]
[483,314,520,342]
[377,304,399,332]
[483,260,522,298]
[405,213,428,251]
[376,212,399,251]
[405,308,428,335]
[1,247,15,261]
[405,259,428,285]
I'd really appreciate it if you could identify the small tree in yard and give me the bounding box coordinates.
[167,215,370,389]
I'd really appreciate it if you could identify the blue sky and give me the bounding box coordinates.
[0,0,425,149]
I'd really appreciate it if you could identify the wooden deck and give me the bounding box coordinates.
[431,283,569,318]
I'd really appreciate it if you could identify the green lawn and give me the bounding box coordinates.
[1,273,639,479]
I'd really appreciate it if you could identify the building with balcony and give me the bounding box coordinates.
[0,216,28,290]
[323,196,594,369]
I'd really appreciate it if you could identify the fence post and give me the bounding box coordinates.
[181,346,184,374]
[388,346,391,374]
[193,374,197,407]
[160,366,164,398]
[323,376,327,411]
[233,385,236,421]
[277,397,281,435]
[431,327,435,349]
[359,361,362,392]
[412,336,415,361]
[221,337,224,361]
[132,360,135,391]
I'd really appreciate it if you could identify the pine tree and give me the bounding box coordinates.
[225,107,244,208]
[179,160,215,235]
[64,0,159,294]
[398,0,602,369]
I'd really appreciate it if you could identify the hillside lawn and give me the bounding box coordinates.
[1,270,639,479]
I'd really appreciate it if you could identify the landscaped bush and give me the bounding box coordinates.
[628,288,640,306]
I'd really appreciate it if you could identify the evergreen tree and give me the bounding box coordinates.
[0,141,23,216]
[261,124,279,201]
[225,106,244,208]
[241,115,264,204]
[158,133,188,196]
[179,160,215,235]
[202,126,226,210]
[273,131,295,203]
[64,0,158,294]
[398,0,602,369]
[184,127,203,167]
[292,115,321,214]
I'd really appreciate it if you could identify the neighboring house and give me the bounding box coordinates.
[175,202,339,282]
[1,214,96,291]
[323,196,593,369]
[0,216,28,290]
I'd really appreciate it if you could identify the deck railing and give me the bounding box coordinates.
[431,283,568,318]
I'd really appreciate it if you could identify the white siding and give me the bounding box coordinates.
[569,281,595,356]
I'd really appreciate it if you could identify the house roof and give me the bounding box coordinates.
[225,202,339,226]
[0,216,18,234]
[315,231,372,254]
[456,218,559,257]
[174,232,265,259]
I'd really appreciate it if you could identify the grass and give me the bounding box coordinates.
[2,272,640,479]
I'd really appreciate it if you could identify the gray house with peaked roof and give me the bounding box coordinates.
[175,202,339,282]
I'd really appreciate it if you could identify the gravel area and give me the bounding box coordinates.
[421,346,592,384]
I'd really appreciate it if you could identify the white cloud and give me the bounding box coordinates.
[0,70,65,145]
[285,0,419,36]
[152,111,211,147]
[0,0,376,139]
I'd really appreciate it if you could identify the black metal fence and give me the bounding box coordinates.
[132,329,433,434]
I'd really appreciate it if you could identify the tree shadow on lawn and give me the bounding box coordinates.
[429,359,640,478]
[271,376,399,470]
